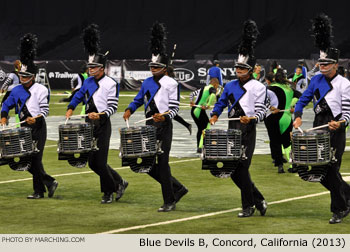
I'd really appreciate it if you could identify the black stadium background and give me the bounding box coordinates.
[0,0,349,90]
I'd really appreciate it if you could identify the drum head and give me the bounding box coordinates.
[296,165,328,182]
[59,123,91,130]
[67,153,89,168]
[0,127,31,136]
[210,170,232,178]
[8,156,32,171]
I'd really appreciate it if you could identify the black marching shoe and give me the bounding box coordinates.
[101,193,113,204]
[256,200,268,216]
[238,207,255,218]
[329,212,342,224]
[174,186,188,203]
[158,202,176,212]
[187,124,192,135]
[278,165,285,173]
[116,180,128,201]
[27,192,44,199]
[48,180,58,198]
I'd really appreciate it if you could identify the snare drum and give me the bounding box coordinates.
[202,129,243,178]
[119,125,158,173]
[0,127,36,171]
[58,122,96,168]
[291,130,332,182]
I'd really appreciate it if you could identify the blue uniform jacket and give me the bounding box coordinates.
[294,74,332,118]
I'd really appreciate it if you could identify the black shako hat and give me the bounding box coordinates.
[87,52,108,68]
[318,47,339,64]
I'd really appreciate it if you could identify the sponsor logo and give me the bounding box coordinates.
[124,71,152,81]
[48,72,75,79]
[108,66,122,79]
[197,67,236,77]
[174,68,194,82]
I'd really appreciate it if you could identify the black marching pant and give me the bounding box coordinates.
[173,114,190,129]
[229,120,265,209]
[264,115,292,166]
[313,113,350,213]
[147,119,185,204]
[88,118,122,193]
[191,107,209,148]
[27,119,55,193]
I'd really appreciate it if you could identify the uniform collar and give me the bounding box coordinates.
[94,73,105,83]
[325,73,338,83]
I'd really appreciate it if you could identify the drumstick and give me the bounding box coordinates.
[134,111,170,124]
[3,115,43,130]
[219,117,257,121]
[66,112,106,120]
[126,119,130,128]
[305,120,346,132]
[179,103,202,108]
[297,127,304,134]
[70,112,105,118]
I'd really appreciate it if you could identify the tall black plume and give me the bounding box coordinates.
[311,13,333,51]
[19,33,38,66]
[237,19,259,56]
[82,23,101,56]
[149,21,167,56]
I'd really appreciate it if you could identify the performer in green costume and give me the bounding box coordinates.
[265,69,301,173]
[190,78,219,153]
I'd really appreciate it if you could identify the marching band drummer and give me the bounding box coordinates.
[293,14,350,224]
[0,33,58,199]
[123,22,188,212]
[209,20,267,218]
[66,24,128,204]
[1,60,21,105]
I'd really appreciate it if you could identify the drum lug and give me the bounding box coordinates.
[331,148,337,163]
[33,141,39,153]
[92,138,99,151]
[157,140,163,154]
[241,145,247,160]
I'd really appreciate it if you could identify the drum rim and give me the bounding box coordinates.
[0,127,32,135]
[120,125,157,132]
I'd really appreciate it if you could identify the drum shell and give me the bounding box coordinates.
[291,130,331,166]
[203,129,242,160]
[58,123,94,154]
[119,126,157,158]
[0,127,34,158]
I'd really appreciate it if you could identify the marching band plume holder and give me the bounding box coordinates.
[119,125,159,173]
[201,129,246,178]
[57,122,97,168]
[291,130,335,182]
[0,127,38,171]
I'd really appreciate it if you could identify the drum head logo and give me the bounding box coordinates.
[174,68,194,82]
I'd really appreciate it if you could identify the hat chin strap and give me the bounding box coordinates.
[21,76,34,85]
[319,64,334,74]
[150,67,165,75]
[89,67,102,75]
[236,70,251,78]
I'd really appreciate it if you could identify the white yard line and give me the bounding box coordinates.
[0,158,199,184]
[98,191,330,234]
